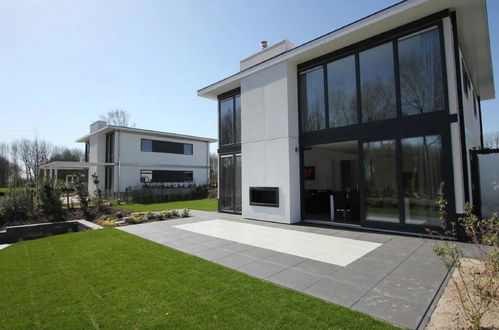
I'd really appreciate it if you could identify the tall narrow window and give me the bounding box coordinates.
[220,156,235,212]
[360,42,396,122]
[402,135,442,226]
[300,67,326,132]
[399,27,444,116]
[235,95,241,144]
[327,55,358,128]
[235,154,242,213]
[220,98,234,145]
[363,139,399,223]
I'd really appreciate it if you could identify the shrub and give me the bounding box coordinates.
[73,175,90,214]
[38,180,64,221]
[0,188,30,225]
[431,199,499,330]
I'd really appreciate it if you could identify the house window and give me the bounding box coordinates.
[298,25,445,133]
[363,139,399,223]
[360,42,396,123]
[105,132,114,163]
[140,170,152,183]
[401,135,442,227]
[300,67,326,132]
[327,55,358,128]
[473,92,478,119]
[140,170,193,183]
[141,139,193,155]
[219,94,241,146]
[85,142,89,162]
[399,27,444,116]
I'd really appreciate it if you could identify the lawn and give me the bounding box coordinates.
[0,229,396,329]
[0,187,8,193]
[120,198,218,212]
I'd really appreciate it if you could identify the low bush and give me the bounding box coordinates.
[0,188,31,225]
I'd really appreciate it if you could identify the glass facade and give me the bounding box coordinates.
[220,156,235,212]
[300,67,325,132]
[360,42,396,122]
[399,28,444,116]
[220,98,234,146]
[402,135,442,226]
[327,55,358,128]
[363,140,399,223]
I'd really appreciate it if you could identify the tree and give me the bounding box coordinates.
[484,131,499,149]
[11,138,52,182]
[49,147,84,162]
[99,109,133,127]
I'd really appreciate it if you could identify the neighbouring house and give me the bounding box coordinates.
[198,0,496,235]
[41,121,216,195]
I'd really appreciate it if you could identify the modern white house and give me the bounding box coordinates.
[41,121,216,194]
[198,0,496,235]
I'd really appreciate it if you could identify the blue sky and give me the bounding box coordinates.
[0,0,498,152]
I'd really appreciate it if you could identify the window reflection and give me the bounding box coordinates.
[327,55,358,128]
[399,28,444,116]
[300,67,326,132]
[402,135,442,226]
[220,98,234,146]
[360,42,396,122]
[363,140,399,223]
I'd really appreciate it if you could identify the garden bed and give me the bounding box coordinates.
[427,258,499,329]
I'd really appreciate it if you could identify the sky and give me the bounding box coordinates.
[0,0,498,153]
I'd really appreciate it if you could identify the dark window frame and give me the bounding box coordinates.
[140,169,194,183]
[250,187,279,207]
[297,11,456,235]
[218,89,241,152]
[218,152,242,215]
[140,138,193,156]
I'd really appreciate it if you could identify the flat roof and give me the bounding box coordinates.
[198,0,494,101]
[76,125,217,143]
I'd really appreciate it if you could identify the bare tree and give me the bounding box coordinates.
[11,138,52,181]
[484,131,499,149]
[99,109,134,127]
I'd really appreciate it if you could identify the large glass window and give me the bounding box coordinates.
[402,135,442,226]
[219,95,241,146]
[360,42,396,122]
[327,55,358,128]
[399,28,444,116]
[141,139,193,155]
[220,156,234,211]
[140,170,193,183]
[300,67,326,132]
[363,140,399,223]
[220,98,234,145]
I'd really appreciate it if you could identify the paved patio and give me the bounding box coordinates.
[119,211,451,329]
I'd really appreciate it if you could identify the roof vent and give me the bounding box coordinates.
[260,41,268,49]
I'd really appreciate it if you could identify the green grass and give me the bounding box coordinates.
[0,229,396,329]
[120,198,218,212]
[0,187,8,193]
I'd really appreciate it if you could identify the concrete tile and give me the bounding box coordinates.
[371,275,438,305]
[305,277,369,307]
[176,244,211,254]
[202,238,235,248]
[213,253,257,269]
[328,267,384,290]
[265,253,309,268]
[346,256,399,277]
[353,290,427,329]
[388,263,448,289]
[239,247,278,259]
[220,242,253,253]
[292,259,342,277]
[195,248,234,261]
[267,268,321,291]
[238,260,287,279]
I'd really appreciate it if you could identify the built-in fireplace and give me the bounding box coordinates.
[249,187,279,207]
